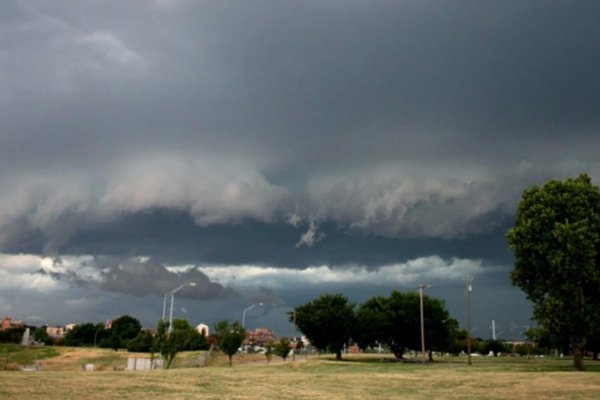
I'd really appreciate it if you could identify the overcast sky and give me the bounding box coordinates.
[1,0,599,339]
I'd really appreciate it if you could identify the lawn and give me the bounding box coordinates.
[1,350,599,399]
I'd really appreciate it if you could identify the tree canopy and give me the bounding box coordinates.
[152,319,209,368]
[355,290,457,360]
[214,320,246,367]
[291,293,355,360]
[100,315,141,351]
[274,337,291,361]
[507,174,600,370]
[63,322,106,347]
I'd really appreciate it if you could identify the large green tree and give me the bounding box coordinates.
[290,293,355,360]
[507,174,600,370]
[101,315,141,351]
[214,320,246,367]
[356,291,457,360]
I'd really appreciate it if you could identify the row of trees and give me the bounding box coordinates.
[292,291,458,361]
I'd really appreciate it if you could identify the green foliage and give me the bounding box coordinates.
[152,319,208,368]
[214,320,246,367]
[264,341,274,363]
[0,327,25,344]
[355,291,457,360]
[0,344,59,365]
[483,340,508,356]
[291,293,355,360]
[127,330,154,352]
[33,326,53,346]
[274,338,291,361]
[523,326,563,355]
[107,315,141,351]
[507,174,600,370]
[62,323,105,347]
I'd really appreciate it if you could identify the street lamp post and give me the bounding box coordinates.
[418,284,429,359]
[465,275,473,366]
[163,282,196,333]
[242,302,263,329]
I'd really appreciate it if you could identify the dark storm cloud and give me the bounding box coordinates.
[1,1,598,332]
[91,257,236,300]
[3,1,599,169]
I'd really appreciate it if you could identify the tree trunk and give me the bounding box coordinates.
[573,347,585,371]
[593,351,598,361]
[228,355,232,367]
[335,349,342,360]
[428,349,433,362]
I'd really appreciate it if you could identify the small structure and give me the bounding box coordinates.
[45,326,65,340]
[196,323,209,337]
[127,358,163,371]
[21,328,32,347]
[244,327,275,347]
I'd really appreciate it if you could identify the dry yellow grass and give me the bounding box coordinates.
[1,351,600,400]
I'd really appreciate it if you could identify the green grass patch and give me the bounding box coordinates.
[0,344,59,366]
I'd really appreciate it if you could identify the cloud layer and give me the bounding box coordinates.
[0,1,596,335]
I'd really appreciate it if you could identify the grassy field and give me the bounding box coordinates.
[1,347,600,399]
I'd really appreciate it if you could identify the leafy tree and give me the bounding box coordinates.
[483,339,508,356]
[0,327,25,344]
[422,300,459,361]
[585,330,600,361]
[274,338,291,361]
[291,293,355,360]
[507,174,600,371]
[356,291,457,360]
[107,315,141,351]
[264,341,274,364]
[63,323,100,347]
[152,319,208,368]
[214,320,246,367]
[523,326,562,355]
[127,330,154,352]
[33,326,52,346]
[355,296,392,353]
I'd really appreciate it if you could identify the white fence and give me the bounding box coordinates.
[127,358,164,371]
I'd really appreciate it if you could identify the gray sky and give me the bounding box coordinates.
[1,0,599,339]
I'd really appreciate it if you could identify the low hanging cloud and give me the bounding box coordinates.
[0,253,238,300]
[198,256,485,289]
[303,175,517,239]
[0,160,525,257]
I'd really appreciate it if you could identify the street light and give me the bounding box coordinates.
[465,275,473,366]
[417,284,430,359]
[163,282,196,333]
[242,302,263,329]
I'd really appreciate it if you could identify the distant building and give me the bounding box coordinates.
[1,316,24,330]
[46,326,66,338]
[196,323,209,337]
[244,327,275,346]
[65,323,77,331]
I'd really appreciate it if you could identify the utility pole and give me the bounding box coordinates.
[465,275,473,366]
[418,284,429,359]
[292,310,297,362]
[492,320,496,341]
